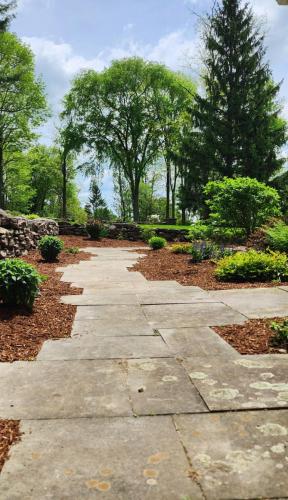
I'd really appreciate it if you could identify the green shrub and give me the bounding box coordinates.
[86,221,103,240]
[204,177,281,237]
[215,250,288,282]
[210,226,246,244]
[65,246,80,255]
[0,259,44,309]
[169,243,192,254]
[38,236,64,262]
[270,319,288,351]
[188,222,211,241]
[25,214,41,220]
[149,236,167,250]
[265,222,288,252]
[141,227,156,242]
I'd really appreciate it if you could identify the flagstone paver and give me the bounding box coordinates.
[209,287,288,318]
[1,246,288,499]
[183,355,288,411]
[174,410,288,500]
[0,417,204,500]
[0,360,132,419]
[127,358,208,415]
[38,336,172,360]
[159,327,239,357]
[143,302,247,328]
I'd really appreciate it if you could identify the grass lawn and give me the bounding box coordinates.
[139,224,192,231]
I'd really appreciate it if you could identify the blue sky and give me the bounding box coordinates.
[11,0,288,207]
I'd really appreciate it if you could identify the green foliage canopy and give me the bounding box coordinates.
[204,177,281,237]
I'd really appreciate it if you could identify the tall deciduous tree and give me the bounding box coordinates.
[57,114,83,220]
[63,58,195,222]
[0,32,48,208]
[195,0,286,181]
[0,0,16,33]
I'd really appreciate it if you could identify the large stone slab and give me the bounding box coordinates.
[209,288,288,318]
[0,416,203,500]
[0,360,132,419]
[174,410,288,500]
[183,355,288,411]
[75,305,147,322]
[160,327,239,358]
[72,319,155,337]
[38,336,172,361]
[137,290,217,305]
[143,303,247,328]
[61,293,139,306]
[127,358,208,415]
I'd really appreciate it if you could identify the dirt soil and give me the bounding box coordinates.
[130,248,288,290]
[215,319,288,355]
[0,421,21,473]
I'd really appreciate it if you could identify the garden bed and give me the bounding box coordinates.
[214,319,288,355]
[0,240,91,363]
[0,421,21,473]
[130,248,288,290]
[61,235,146,248]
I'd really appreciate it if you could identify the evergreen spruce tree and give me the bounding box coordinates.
[195,0,286,181]
[0,1,16,32]
[89,180,107,217]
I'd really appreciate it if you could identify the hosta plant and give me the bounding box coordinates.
[0,259,45,309]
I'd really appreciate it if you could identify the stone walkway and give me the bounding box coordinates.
[0,247,288,499]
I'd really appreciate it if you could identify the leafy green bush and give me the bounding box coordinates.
[86,221,103,240]
[270,319,288,351]
[170,243,192,254]
[188,222,211,241]
[265,222,288,252]
[141,227,156,242]
[204,177,281,237]
[149,236,167,250]
[38,236,64,262]
[215,250,288,282]
[25,214,41,220]
[65,246,80,255]
[210,226,246,244]
[0,259,44,309]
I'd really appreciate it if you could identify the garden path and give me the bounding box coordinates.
[0,247,288,499]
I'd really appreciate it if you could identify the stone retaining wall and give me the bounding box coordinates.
[107,223,142,241]
[0,210,59,259]
[58,221,88,237]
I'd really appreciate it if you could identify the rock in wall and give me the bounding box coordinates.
[0,210,59,259]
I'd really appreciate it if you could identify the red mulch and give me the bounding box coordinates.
[215,319,288,355]
[0,421,21,472]
[61,235,146,248]
[0,236,97,363]
[130,248,288,290]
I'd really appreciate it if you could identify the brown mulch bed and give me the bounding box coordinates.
[130,248,288,290]
[215,319,288,355]
[61,235,147,248]
[0,421,21,472]
[0,236,91,363]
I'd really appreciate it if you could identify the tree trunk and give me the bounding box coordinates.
[131,183,140,222]
[181,208,186,225]
[165,161,171,220]
[61,155,67,220]
[0,145,5,209]
[171,189,176,219]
